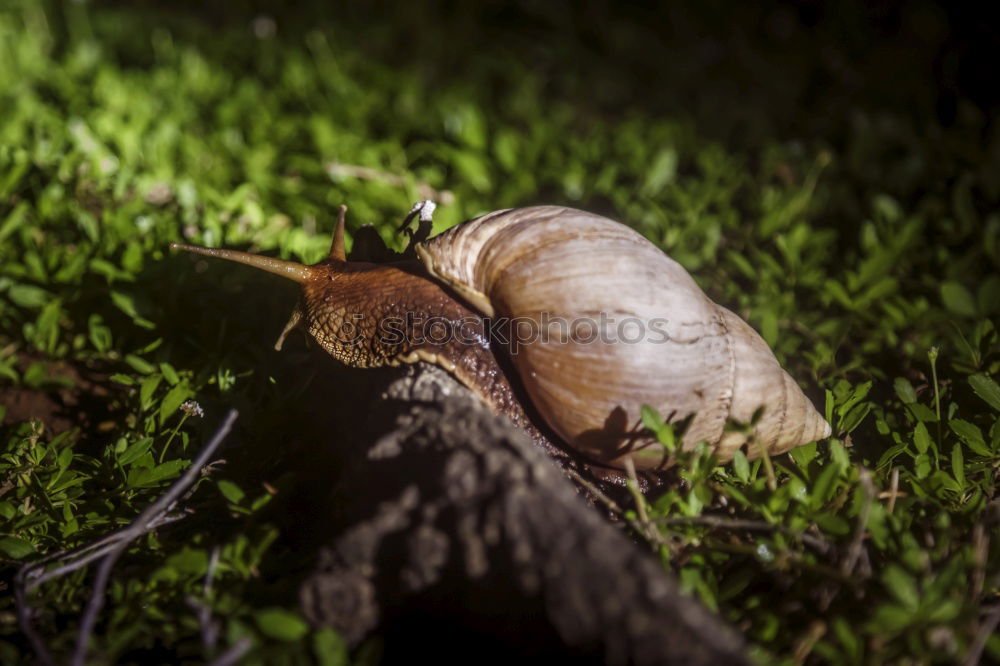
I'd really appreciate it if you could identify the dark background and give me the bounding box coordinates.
[74,0,999,135]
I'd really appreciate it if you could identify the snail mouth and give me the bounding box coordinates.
[170,243,315,284]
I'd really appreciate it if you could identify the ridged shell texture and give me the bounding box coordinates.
[417,206,831,470]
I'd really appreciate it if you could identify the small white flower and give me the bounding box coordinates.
[180,400,205,418]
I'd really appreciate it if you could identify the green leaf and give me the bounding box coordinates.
[159,384,192,425]
[139,374,163,411]
[0,535,36,559]
[218,479,245,504]
[88,314,113,353]
[109,373,135,386]
[810,464,840,508]
[907,403,938,423]
[127,459,189,488]
[828,440,851,471]
[969,374,1000,412]
[159,362,180,386]
[731,449,750,484]
[814,513,850,536]
[839,402,871,434]
[125,354,156,374]
[0,201,30,245]
[255,608,309,641]
[949,419,990,456]
[34,299,62,353]
[7,284,50,308]
[642,147,678,195]
[914,453,932,479]
[893,377,917,404]
[640,404,664,432]
[111,291,155,329]
[869,603,915,633]
[118,437,154,466]
[913,422,932,454]
[165,547,208,576]
[313,628,349,666]
[831,615,862,661]
[940,281,977,316]
[789,441,818,470]
[881,564,919,611]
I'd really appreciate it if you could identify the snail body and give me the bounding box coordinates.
[172,205,829,471]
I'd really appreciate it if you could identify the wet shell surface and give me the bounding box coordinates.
[416,206,831,470]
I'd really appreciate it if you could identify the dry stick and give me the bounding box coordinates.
[23,454,220,591]
[188,546,223,652]
[69,409,239,666]
[15,512,186,666]
[790,620,827,666]
[623,458,651,526]
[962,604,1000,666]
[885,467,900,514]
[563,468,625,515]
[970,524,988,603]
[13,574,55,666]
[654,514,834,555]
[623,458,666,549]
[27,513,187,591]
[757,437,777,492]
[841,467,876,578]
[563,468,662,546]
[207,636,253,666]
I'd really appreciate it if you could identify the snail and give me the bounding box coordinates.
[171,204,830,472]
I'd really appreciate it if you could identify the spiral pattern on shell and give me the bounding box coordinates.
[416,206,831,470]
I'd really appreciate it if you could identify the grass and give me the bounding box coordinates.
[1,1,998,664]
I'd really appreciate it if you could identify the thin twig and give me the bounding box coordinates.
[48,409,238,666]
[702,538,859,587]
[970,524,988,602]
[13,574,55,666]
[188,546,223,652]
[757,437,777,492]
[564,468,624,514]
[20,453,219,591]
[791,620,827,666]
[962,604,1000,666]
[27,513,187,591]
[207,636,253,666]
[623,458,651,526]
[885,467,900,514]
[841,467,875,578]
[563,468,659,545]
[654,514,834,555]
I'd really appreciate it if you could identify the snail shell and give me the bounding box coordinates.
[416,206,831,470]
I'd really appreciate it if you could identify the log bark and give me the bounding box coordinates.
[299,365,749,665]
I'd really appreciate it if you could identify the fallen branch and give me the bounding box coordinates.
[14,409,239,666]
[25,512,187,591]
[300,365,749,665]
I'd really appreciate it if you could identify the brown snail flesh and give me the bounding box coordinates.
[171,204,830,472]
